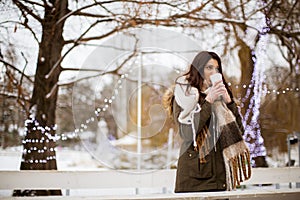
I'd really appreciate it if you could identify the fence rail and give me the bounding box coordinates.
[1,167,300,200]
[1,167,300,189]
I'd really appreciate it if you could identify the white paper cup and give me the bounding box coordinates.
[210,73,222,85]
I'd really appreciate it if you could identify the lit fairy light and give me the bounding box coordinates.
[21,33,298,167]
[22,115,60,165]
[23,74,298,160]
[22,77,298,167]
[241,1,272,163]
[243,53,267,160]
[234,84,299,96]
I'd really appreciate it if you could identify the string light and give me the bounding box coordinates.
[23,77,298,146]
[240,1,273,164]
[75,71,129,134]
[228,82,299,98]
[21,46,298,167]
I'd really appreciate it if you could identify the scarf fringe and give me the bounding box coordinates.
[223,140,252,190]
[197,126,210,163]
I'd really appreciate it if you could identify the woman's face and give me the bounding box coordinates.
[203,58,220,87]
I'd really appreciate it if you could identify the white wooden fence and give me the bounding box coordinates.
[1,167,300,199]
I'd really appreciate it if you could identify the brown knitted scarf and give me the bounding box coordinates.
[196,99,251,191]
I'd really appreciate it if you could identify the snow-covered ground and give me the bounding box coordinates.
[0,145,177,196]
[1,145,298,171]
[0,146,101,171]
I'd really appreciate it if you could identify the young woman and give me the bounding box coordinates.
[168,51,251,192]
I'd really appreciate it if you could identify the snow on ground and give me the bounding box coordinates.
[0,146,102,171]
[0,146,175,196]
[1,145,298,172]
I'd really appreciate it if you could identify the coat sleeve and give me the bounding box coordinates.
[226,101,245,134]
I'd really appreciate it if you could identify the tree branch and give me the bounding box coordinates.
[55,1,116,25]
[58,36,139,87]
[64,18,125,44]
[12,0,43,23]
[69,11,109,18]
[46,19,120,81]
[21,0,44,7]
[0,58,34,83]
[281,0,299,31]
[0,20,40,43]
[19,0,45,7]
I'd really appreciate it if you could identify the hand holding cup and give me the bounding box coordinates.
[205,73,231,103]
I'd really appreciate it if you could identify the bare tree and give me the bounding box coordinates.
[1,0,299,196]
[1,0,219,196]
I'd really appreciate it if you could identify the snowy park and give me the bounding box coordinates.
[1,0,300,199]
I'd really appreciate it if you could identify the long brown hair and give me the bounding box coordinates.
[162,51,233,119]
[184,51,233,103]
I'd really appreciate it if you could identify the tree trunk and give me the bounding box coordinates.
[13,0,68,196]
[238,42,253,119]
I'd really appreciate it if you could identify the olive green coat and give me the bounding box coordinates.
[173,98,244,193]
